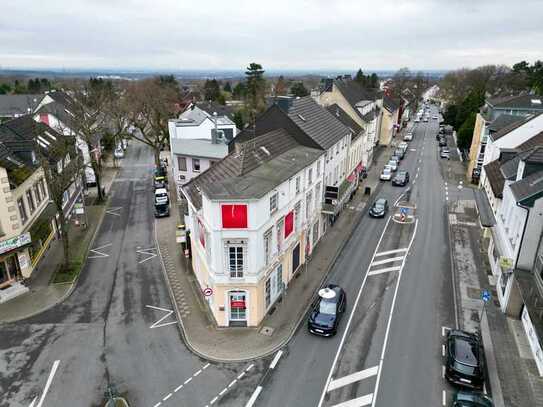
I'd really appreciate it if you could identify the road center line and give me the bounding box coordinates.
[328,365,379,392]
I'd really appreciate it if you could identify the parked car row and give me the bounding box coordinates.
[154,162,170,218]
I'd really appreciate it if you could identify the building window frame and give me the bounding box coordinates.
[269,192,278,214]
[192,158,201,172]
[17,198,28,224]
[226,244,245,278]
[26,189,35,214]
[178,156,187,171]
[263,227,273,266]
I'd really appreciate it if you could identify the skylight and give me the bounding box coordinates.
[531,99,542,105]
[297,114,306,122]
[260,146,271,156]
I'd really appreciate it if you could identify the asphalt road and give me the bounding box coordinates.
[0,143,268,407]
[248,106,461,407]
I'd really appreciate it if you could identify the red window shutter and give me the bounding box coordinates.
[221,204,248,228]
[284,211,294,238]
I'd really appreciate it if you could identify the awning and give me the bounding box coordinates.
[474,189,496,227]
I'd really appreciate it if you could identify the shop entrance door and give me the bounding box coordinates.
[229,291,247,327]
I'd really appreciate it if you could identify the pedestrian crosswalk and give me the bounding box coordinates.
[367,248,408,276]
[326,365,378,407]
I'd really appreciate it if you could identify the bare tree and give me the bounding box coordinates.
[389,67,411,99]
[33,122,84,271]
[124,77,180,167]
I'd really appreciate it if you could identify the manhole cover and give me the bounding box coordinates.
[260,326,274,337]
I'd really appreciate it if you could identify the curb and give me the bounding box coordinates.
[155,177,384,363]
[0,170,119,324]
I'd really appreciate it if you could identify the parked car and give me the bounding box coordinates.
[439,138,448,147]
[445,330,485,389]
[308,284,347,337]
[392,170,409,186]
[394,148,405,160]
[414,118,420,123]
[440,147,450,159]
[437,132,443,140]
[154,202,170,218]
[369,198,388,218]
[403,132,413,141]
[452,391,493,407]
[387,159,398,172]
[380,166,393,181]
[433,115,438,120]
[154,188,169,205]
[398,142,409,152]
[423,117,428,122]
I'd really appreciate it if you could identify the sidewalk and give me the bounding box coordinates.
[155,145,392,362]
[448,199,543,407]
[0,159,119,323]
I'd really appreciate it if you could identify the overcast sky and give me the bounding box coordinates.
[1,0,543,71]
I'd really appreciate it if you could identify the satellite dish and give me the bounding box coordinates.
[318,287,336,299]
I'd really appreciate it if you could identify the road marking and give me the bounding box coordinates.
[415,173,419,179]
[105,206,122,216]
[184,377,193,385]
[442,390,446,406]
[145,305,177,329]
[328,366,379,392]
[330,394,373,407]
[36,360,60,407]
[219,388,227,396]
[136,247,158,264]
[370,256,404,266]
[317,216,393,407]
[153,403,162,407]
[368,266,401,276]
[442,344,446,357]
[374,248,408,257]
[28,397,37,407]
[88,243,111,258]
[246,363,255,372]
[228,379,237,388]
[245,386,263,407]
[163,393,172,401]
[371,219,419,407]
[442,365,445,379]
[210,396,218,405]
[174,384,183,392]
[269,350,283,369]
[442,326,451,337]
[237,372,246,380]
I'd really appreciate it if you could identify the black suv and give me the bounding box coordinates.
[155,202,170,218]
[392,170,410,186]
[308,284,346,337]
[445,330,485,389]
[369,198,388,218]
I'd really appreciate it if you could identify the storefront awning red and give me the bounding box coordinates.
[356,163,365,173]
[347,172,357,183]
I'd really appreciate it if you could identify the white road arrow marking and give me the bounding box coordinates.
[105,207,122,216]
[88,243,111,259]
[145,305,177,328]
[136,248,157,264]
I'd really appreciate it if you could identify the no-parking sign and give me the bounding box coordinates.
[203,287,213,297]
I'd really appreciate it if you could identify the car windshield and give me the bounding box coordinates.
[453,337,479,366]
[383,168,391,175]
[388,161,396,166]
[318,299,337,315]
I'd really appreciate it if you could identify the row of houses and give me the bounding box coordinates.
[0,91,100,303]
[169,78,413,327]
[468,94,543,376]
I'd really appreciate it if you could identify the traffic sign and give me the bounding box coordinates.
[203,287,213,297]
[481,290,491,303]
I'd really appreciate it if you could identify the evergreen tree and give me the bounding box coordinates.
[223,82,232,93]
[290,81,309,97]
[232,82,247,99]
[355,69,366,86]
[245,63,266,116]
[204,79,221,101]
[370,73,379,88]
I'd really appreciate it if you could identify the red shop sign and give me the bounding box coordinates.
[231,300,246,309]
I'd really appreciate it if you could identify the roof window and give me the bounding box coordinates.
[297,114,306,122]
[531,99,542,105]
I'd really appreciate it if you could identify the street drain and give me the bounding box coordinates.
[260,326,274,337]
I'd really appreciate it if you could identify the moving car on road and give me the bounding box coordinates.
[445,330,485,389]
[380,166,392,181]
[308,284,347,337]
[392,170,410,186]
[369,198,389,218]
[452,391,493,407]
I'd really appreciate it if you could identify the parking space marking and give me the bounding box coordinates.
[88,243,111,259]
[328,365,379,392]
[442,344,446,357]
[137,247,158,264]
[442,390,446,406]
[152,363,210,406]
[146,305,177,329]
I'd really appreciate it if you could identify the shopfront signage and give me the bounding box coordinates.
[231,300,246,309]
[0,232,31,255]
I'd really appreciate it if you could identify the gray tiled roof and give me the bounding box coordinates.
[488,114,524,133]
[488,94,543,111]
[510,169,543,206]
[183,128,323,209]
[287,97,350,150]
[382,95,400,113]
[0,94,43,117]
[326,104,363,140]
[490,113,541,142]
